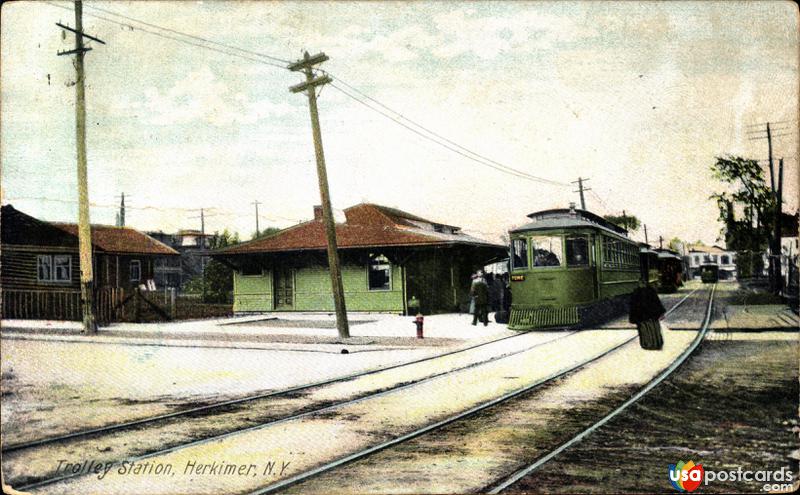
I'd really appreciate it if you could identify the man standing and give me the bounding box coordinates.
[470,271,489,326]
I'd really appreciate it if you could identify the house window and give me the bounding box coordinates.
[511,238,528,269]
[721,255,730,265]
[37,255,71,283]
[37,255,53,281]
[368,254,391,291]
[130,260,141,282]
[53,255,71,281]
[566,236,589,267]
[694,255,700,265]
[531,236,563,267]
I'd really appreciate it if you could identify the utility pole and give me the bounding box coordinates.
[572,177,590,210]
[747,120,791,289]
[767,123,775,193]
[289,51,349,339]
[773,158,785,293]
[57,0,105,333]
[252,200,262,237]
[199,208,206,302]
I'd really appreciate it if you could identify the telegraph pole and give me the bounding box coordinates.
[289,51,349,339]
[58,0,105,333]
[766,123,775,193]
[748,120,791,290]
[252,200,262,236]
[773,158,785,293]
[572,177,590,210]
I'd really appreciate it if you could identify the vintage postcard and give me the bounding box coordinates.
[1,1,798,494]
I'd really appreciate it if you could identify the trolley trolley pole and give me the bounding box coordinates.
[289,52,350,339]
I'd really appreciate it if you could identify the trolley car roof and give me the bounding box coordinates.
[510,208,630,238]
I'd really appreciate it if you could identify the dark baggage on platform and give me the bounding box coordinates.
[495,310,509,324]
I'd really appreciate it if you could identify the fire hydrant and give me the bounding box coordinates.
[414,313,424,339]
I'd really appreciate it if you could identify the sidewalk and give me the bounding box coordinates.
[1,313,514,353]
[711,304,799,331]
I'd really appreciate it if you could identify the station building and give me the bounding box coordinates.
[212,203,505,315]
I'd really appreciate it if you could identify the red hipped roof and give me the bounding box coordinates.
[217,203,501,255]
[53,223,179,255]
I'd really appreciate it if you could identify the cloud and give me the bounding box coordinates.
[112,66,294,127]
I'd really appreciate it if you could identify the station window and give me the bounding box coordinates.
[241,264,262,276]
[531,236,562,267]
[511,238,528,269]
[368,254,391,291]
[721,255,729,265]
[566,236,589,267]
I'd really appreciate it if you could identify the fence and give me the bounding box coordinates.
[1,289,82,320]
[1,287,229,323]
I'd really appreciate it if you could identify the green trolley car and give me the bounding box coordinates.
[508,206,641,330]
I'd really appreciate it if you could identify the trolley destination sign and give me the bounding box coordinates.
[0,2,797,495]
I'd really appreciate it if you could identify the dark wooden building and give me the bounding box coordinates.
[1,204,178,319]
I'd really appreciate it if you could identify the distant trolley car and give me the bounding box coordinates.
[700,264,719,283]
[508,206,642,330]
[654,249,684,293]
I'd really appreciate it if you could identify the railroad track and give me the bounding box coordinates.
[486,283,717,493]
[10,330,577,490]
[245,286,708,495]
[3,328,535,454]
[7,286,704,492]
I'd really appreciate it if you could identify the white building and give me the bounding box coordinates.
[687,244,737,280]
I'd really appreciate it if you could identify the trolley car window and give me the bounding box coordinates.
[511,238,528,269]
[566,236,589,266]
[531,236,563,267]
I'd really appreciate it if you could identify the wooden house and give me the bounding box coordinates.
[1,204,178,319]
[212,203,506,315]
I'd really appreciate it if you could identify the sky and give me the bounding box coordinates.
[1,0,798,247]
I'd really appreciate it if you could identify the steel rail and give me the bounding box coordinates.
[3,327,537,453]
[10,286,701,492]
[486,283,716,493]
[246,285,704,495]
[249,336,640,495]
[13,331,582,491]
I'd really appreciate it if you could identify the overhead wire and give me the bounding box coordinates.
[43,1,289,70]
[79,2,291,64]
[324,74,570,187]
[329,81,568,186]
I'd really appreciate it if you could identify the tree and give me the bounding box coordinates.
[185,229,240,303]
[709,155,776,279]
[603,213,641,232]
[668,237,686,254]
[251,227,281,240]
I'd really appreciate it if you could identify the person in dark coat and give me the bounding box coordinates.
[629,282,666,350]
[470,272,489,326]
